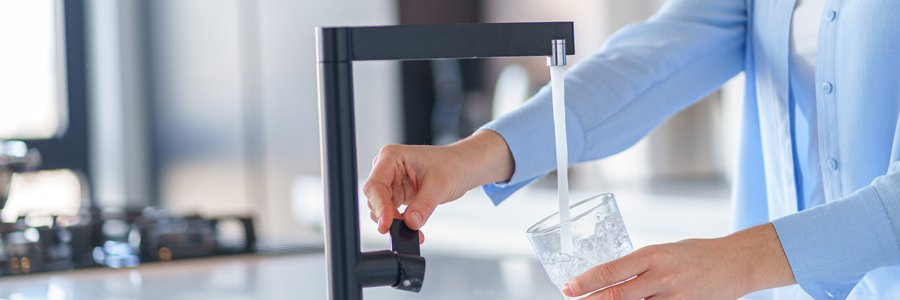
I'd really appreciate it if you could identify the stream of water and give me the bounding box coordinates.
[549,65,571,255]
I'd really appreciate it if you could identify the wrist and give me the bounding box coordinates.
[723,223,797,296]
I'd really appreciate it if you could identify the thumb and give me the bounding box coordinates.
[403,184,445,230]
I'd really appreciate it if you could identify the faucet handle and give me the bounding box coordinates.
[389,219,424,292]
[390,219,419,256]
[357,219,425,292]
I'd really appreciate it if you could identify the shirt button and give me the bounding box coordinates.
[827,158,839,170]
[823,81,833,94]
[826,10,837,21]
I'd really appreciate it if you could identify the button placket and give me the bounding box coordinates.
[818,0,845,200]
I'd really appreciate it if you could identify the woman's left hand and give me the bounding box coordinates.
[562,223,797,300]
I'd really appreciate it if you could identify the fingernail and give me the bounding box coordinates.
[562,282,573,296]
[409,211,423,227]
[377,217,383,232]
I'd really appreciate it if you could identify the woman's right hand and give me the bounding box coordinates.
[363,130,515,240]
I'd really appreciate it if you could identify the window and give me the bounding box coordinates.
[0,0,68,139]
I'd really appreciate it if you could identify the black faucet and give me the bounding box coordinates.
[316,22,574,300]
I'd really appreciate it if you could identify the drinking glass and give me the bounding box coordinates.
[526,193,633,299]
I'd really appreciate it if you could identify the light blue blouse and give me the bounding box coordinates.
[480,0,900,299]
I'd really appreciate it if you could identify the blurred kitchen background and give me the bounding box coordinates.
[0,0,745,299]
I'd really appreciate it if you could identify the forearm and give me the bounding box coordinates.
[449,129,515,190]
[563,222,796,299]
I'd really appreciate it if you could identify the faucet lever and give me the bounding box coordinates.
[390,218,419,256]
[356,219,425,292]
[389,219,424,292]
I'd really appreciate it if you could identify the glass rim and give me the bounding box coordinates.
[526,193,614,236]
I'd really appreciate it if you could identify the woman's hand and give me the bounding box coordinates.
[363,130,514,241]
[562,223,797,299]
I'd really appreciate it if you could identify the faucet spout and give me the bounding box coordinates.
[547,39,567,66]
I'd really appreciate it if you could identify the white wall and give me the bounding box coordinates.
[257,0,400,237]
[149,0,399,239]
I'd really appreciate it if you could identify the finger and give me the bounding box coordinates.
[564,248,654,297]
[363,165,399,234]
[581,274,654,300]
[367,202,395,233]
[392,180,408,207]
[402,183,445,230]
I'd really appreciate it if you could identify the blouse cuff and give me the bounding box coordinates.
[772,185,900,299]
